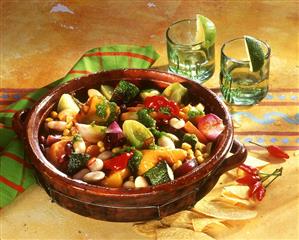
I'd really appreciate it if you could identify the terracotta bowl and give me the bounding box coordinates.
[13,69,247,222]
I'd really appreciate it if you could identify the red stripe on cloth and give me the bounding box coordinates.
[22,96,36,103]
[84,52,156,64]
[0,124,12,130]
[0,176,25,192]
[2,152,32,168]
[0,109,17,113]
[0,100,16,105]
[235,131,299,136]
[245,145,299,151]
[0,88,36,93]
[258,102,299,106]
[69,70,92,74]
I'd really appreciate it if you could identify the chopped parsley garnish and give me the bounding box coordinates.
[159,106,171,115]
[96,102,107,118]
[188,108,204,118]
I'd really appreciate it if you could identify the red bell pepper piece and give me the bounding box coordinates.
[103,152,134,171]
[144,96,180,120]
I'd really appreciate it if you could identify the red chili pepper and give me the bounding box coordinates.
[256,185,266,201]
[237,163,282,201]
[239,164,258,175]
[144,96,180,120]
[249,141,289,159]
[266,145,289,159]
[248,181,262,198]
[103,152,134,171]
[236,174,260,186]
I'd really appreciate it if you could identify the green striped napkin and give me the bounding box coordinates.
[0,45,159,208]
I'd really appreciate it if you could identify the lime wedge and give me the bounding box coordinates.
[244,36,265,72]
[196,14,216,48]
[195,14,205,44]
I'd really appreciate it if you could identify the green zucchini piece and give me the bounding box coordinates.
[100,85,114,100]
[122,120,154,148]
[128,150,143,174]
[144,161,174,185]
[162,82,187,104]
[140,89,160,101]
[57,94,80,113]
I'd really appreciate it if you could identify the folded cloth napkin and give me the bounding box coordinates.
[0,45,159,207]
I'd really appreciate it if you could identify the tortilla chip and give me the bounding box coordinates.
[192,218,223,232]
[193,199,257,220]
[222,185,249,199]
[161,210,199,229]
[203,221,229,237]
[156,227,215,240]
[219,195,252,207]
[132,220,163,237]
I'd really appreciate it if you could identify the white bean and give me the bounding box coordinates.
[165,133,179,142]
[88,89,103,98]
[134,176,149,188]
[158,136,175,149]
[47,121,67,131]
[73,140,86,153]
[97,151,113,160]
[83,171,105,183]
[123,180,135,188]
[169,118,185,129]
[73,168,90,180]
[87,158,104,172]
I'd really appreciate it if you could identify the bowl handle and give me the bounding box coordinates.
[216,139,247,176]
[12,109,29,140]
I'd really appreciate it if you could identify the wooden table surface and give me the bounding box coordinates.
[1,1,299,239]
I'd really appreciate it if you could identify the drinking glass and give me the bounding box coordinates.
[166,19,215,83]
[220,37,271,106]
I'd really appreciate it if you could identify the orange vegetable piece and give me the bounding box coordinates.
[101,168,130,188]
[138,149,187,175]
[184,121,208,144]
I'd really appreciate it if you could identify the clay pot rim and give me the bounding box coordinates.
[25,69,233,197]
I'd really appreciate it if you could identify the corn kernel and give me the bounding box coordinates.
[195,150,202,157]
[172,160,182,170]
[181,142,192,150]
[99,147,105,153]
[50,111,58,119]
[112,147,121,154]
[63,129,70,136]
[187,149,194,159]
[97,141,104,148]
[70,127,78,136]
[66,116,73,123]
[196,156,204,163]
[45,117,53,122]
[203,153,209,159]
[195,142,205,151]
[66,122,73,129]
